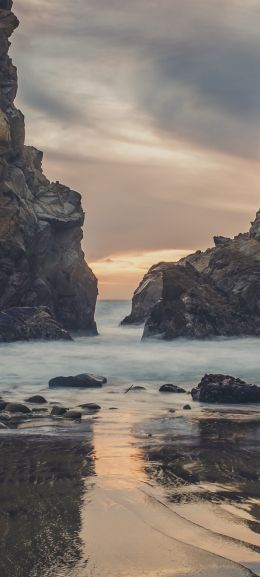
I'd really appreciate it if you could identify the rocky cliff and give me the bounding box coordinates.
[123,210,260,339]
[0,1,98,334]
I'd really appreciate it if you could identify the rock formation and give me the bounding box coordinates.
[191,374,260,404]
[0,1,98,338]
[123,211,260,339]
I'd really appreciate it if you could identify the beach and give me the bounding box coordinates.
[0,301,259,577]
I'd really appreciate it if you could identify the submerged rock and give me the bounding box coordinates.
[0,307,72,342]
[183,404,191,410]
[49,373,107,389]
[0,3,98,338]
[5,402,31,414]
[25,395,47,404]
[159,384,185,393]
[191,374,260,404]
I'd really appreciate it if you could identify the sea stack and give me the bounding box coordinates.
[0,1,98,334]
[122,210,260,339]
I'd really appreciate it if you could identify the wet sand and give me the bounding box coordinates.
[0,301,259,577]
[0,393,259,577]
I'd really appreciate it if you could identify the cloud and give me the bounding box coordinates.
[10,0,260,296]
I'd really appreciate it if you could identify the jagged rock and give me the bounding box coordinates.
[49,373,107,389]
[191,374,260,404]
[159,384,185,393]
[0,4,98,337]
[143,263,253,339]
[25,395,47,404]
[5,402,31,414]
[121,262,172,325]
[124,210,260,339]
[0,307,72,342]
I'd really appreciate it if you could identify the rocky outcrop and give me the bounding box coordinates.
[0,2,98,337]
[191,374,260,404]
[123,210,260,339]
[49,373,107,388]
[121,262,172,325]
[0,306,72,342]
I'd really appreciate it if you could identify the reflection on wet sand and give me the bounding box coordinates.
[138,410,260,574]
[0,432,94,577]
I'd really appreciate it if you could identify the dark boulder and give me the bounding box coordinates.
[191,374,260,404]
[0,307,72,342]
[183,404,191,410]
[65,410,82,420]
[159,384,185,393]
[79,403,101,411]
[5,402,31,414]
[25,395,47,404]
[51,406,67,416]
[49,373,107,389]
[0,400,8,410]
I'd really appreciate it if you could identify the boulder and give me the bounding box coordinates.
[25,395,47,404]
[0,400,8,410]
[183,404,191,410]
[65,410,82,420]
[191,374,260,404]
[0,307,72,342]
[5,402,31,414]
[79,403,101,411]
[49,373,107,389]
[51,406,67,417]
[159,384,185,393]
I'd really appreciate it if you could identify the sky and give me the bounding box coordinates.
[12,0,260,298]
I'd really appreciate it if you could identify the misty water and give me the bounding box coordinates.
[0,300,260,577]
[1,300,260,397]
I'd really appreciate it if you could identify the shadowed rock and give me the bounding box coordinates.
[159,384,185,393]
[0,307,72,342]
[25,395,47,404]
[0,3,98,337]
[5,402,31,414]
[49,373,107,389]
[191,374,260,404]
[123,211,260,339]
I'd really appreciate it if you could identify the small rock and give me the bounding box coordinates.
[65,410,82,420]
[109,407,118,410]
[0,413,11,422]
[183,404,191,410]
[25,395,47,404]
[5,403,31,414]
[168,408,176,413]
[0,401,8,411]
[51,406,67,417]
[32,408,49,413]
[79,403,101,411]
[159,384,185,393]
[49,373,107,389]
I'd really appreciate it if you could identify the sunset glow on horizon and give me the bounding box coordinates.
[13,0,260,297]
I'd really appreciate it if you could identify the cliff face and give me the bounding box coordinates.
[123,211,260,339]
[0,1,98,333]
